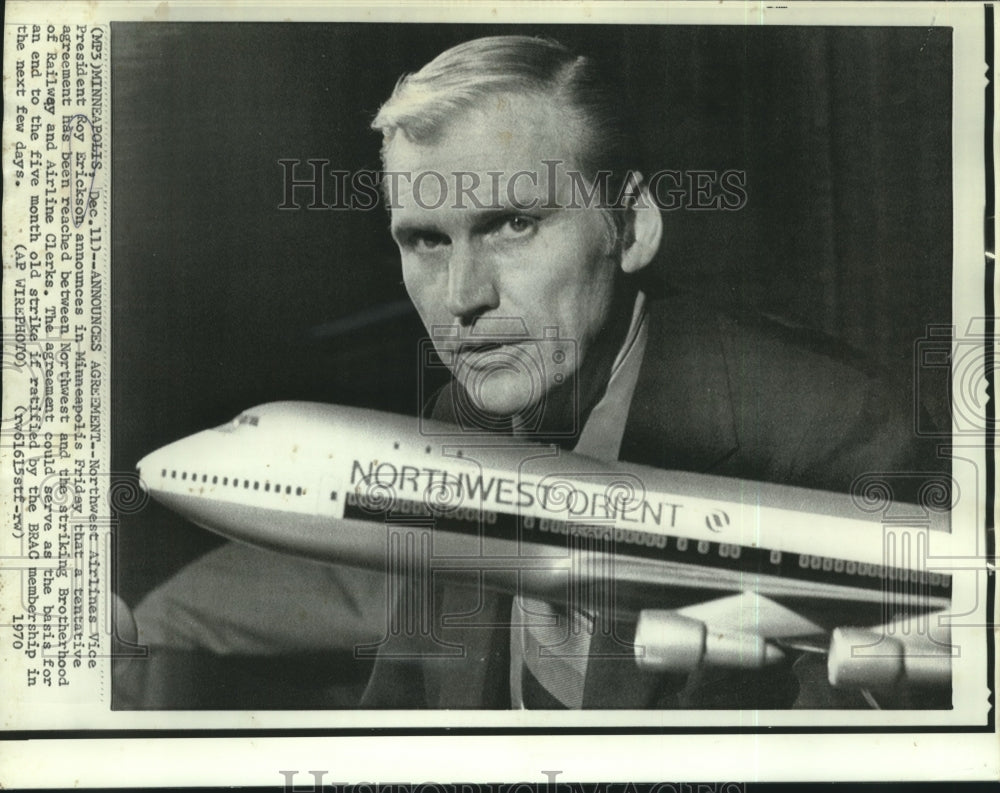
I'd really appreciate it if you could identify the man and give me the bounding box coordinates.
[128,35,939,710]
[358,35,942,709]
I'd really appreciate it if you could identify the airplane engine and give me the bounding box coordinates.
[633,609,785,673]
[827,624,952,689]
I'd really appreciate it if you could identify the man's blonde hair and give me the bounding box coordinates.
[372,35,638,225]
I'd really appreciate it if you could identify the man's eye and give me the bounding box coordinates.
[411,232,449,252]
[494,215,539,238]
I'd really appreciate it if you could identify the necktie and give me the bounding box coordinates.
[512,595,594,709]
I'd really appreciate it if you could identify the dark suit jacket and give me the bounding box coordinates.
[361,294,943,709]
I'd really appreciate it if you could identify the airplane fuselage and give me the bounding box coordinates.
[137,402,951,628]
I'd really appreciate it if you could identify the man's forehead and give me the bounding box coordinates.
[384,93,587,182]
[386,113,599,219]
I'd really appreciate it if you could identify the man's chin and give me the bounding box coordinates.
[454,374,545,424]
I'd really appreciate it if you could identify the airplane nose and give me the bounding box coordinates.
[135,455,150,493]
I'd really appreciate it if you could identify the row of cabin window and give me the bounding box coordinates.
[162,468,305,496]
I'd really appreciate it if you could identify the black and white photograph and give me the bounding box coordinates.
[113,20,960,715]
[1,0,996,786]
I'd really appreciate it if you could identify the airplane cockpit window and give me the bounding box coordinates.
[214,413,260,433]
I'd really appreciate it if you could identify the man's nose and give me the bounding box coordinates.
[445,244,499,324]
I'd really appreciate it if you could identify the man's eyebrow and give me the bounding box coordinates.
[466,206,546,232]
[390,220,447,243]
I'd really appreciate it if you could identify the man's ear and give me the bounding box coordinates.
[620,176,663,275]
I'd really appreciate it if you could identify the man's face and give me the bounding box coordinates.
[386,93,632,431]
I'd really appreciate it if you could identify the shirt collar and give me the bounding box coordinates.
[572,291,649,462]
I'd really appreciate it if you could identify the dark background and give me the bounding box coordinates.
[112,23,952,608]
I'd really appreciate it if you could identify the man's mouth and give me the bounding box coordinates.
[455,340,530,370]
[461,340,509,354]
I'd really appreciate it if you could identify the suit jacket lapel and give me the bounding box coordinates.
[619,295,739,474]
[425,583,513,708]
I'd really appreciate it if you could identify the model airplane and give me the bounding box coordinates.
[137,401,953,693]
